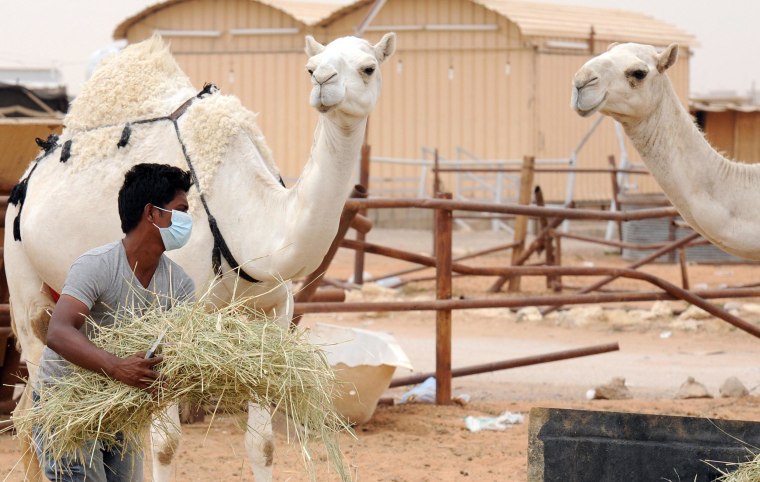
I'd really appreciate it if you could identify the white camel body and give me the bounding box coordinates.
[572,42,760,260]
[5,32,395,481]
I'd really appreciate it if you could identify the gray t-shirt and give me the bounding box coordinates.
[37,240,195,385]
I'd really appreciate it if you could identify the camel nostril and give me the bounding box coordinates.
[576,76,599,90]
[316,72,338,85]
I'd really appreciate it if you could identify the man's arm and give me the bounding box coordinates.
[46,294,162,390]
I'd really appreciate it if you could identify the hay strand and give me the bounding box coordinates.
[712,451,760,482]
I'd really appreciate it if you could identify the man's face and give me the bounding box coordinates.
[151,191,189,228]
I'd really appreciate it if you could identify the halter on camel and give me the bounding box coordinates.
[8,83,269,284]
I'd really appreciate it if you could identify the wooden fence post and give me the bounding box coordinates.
[534,186,559,291]
[608,155,623,249]
[435,192,453,405]
[679,247,690,290]
[510,156,536,291]
[352,143,371,285]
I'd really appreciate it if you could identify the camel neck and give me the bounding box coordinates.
[295,115,365,203]
[264,115,366,279]
[622,79,760,259]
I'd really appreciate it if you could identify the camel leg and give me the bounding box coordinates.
[271,284,294,330]
[150,404,182,482]
[245,403,274,482]
[240,285,291,481]
[4,235,55,482]
[14,385,46,482]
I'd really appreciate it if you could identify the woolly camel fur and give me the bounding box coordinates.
[5,32,395,481]
[573,42,760,260]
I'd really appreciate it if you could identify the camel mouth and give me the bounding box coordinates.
[315,103,334,113]
[575,92,607,117]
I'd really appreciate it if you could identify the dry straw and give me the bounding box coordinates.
[13,289,351,480]
[713,451,760,482]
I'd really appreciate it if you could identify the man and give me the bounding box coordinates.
[34,163,196,481]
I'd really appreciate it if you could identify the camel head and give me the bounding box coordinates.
[571,42,679,123]
[304,33,396,121]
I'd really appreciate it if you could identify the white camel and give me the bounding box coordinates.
[572,42,760,260]
[5,32,395,481]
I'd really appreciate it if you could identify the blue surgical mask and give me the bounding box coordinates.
[152,206,193,251]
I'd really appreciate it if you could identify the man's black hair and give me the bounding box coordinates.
[118,163,193,233]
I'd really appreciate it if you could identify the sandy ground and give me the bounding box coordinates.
[1,228,759,481]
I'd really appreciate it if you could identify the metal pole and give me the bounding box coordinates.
[389,343,620,388]
[343,198,678,221]
[354,0,388,37]
[364,240,521,283]
[541,232,700,315]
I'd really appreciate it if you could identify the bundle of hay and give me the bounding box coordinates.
[13,294,350,480]
[714,452,760,482]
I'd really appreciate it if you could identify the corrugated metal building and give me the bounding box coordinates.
[0,72,66,188]
[113,0,696,204]
[691,97,760,164]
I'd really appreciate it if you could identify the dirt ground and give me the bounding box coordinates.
[1,228,759,481]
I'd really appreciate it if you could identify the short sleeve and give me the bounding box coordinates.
[60,254,111,309]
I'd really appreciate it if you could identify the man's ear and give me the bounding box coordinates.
[144,204,154,222]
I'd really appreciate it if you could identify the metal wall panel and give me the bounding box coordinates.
[0,121,63,185]
[703,111,736,160]
[734,112,760,163]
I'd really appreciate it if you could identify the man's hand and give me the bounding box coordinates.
[108,352,163,390]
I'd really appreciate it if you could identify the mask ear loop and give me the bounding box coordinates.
[149,204,170,227]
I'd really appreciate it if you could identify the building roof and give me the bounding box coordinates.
[113,0,355,37]
[473,0,696,46]
[114,0,697,47]
[0,84,68,118]
[690,97,760,113]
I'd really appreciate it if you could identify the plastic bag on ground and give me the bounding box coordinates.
[464,411,524,432]
[399,376,437,404]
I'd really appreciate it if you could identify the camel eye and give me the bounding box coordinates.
[362,66,375,76]
[630,69,647,80]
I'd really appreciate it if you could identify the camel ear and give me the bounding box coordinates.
[305,35,325,57]
[374,32,396,63]
[606,42,619,51]
[657,43,678,73]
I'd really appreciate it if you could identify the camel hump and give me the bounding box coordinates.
[65,35,195,131]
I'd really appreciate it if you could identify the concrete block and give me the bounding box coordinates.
[528,407,760,482]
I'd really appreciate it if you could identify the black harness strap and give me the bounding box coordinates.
[60,140,72,162]
[170,118,260,283]
[9,134,60,241]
